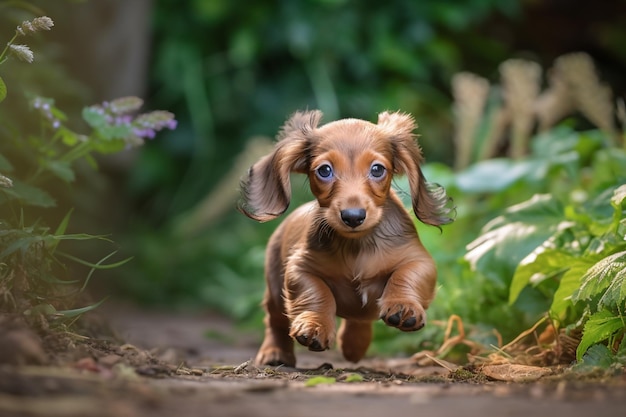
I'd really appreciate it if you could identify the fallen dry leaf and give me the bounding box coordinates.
[481,363,552,382]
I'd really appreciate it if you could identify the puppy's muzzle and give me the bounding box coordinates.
[340,208,366,228]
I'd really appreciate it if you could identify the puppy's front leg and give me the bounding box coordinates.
[378,257,437,332]
[285,267,337,352]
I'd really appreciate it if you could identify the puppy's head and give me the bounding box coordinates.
[239,110,452,234]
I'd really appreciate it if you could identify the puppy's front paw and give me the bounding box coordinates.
[289,312,335,352]
[379,300,426,331]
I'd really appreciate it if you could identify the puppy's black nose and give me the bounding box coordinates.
[340,208,366,228]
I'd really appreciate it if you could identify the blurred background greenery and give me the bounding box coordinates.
[2,0,625,359]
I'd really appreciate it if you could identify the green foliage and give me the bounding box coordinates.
[0,76,6,103]
[467,194,566,286]
[576,310,624,363]
[573,344,618,371]
[0,11,175,326]
[466,125,626,364]
[139,0,522,219]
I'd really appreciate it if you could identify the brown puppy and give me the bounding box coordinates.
[239,110,452,367]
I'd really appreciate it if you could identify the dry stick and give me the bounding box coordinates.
[500,315,548,353]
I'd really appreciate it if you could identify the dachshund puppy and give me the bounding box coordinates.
[239,110,452,367]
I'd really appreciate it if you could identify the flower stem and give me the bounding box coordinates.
[59,139,94,163]
[0,32,19,65]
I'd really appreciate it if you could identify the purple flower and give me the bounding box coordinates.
[166,119,178,130]
[114,115,132,125]
[133,128,156,139]
[85,97,177,146]
[31,97,62,129]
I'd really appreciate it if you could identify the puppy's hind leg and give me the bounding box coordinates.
[337,319,373,363]
[255,291,295,367]
[255,238,295,367]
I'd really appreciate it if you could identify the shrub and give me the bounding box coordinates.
[0,13,176,328]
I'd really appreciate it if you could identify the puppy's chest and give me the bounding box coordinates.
[314,250,392,310]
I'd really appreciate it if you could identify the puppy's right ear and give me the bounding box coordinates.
[239,110,323,222]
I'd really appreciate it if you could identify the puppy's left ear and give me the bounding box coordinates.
[378,111,453,227]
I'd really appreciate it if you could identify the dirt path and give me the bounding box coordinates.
[1,302,626,417]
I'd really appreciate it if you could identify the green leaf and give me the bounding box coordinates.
[50,105,67,122]
[56,297,108,318]
[577,344,616,369]
[57,251,133,270]
[0,235,42,259]
[550,257,600,320]
[44,234,113,246]
[305,376,336,387]
[0,75,6,103]
[82,106,108,129]
[576,310,625,361]
[47,209,74,252]
[46,160,75,183]
[93,137,128,153]
[531,126,582,156]
[83,153,99,169]
[466,194,566,285]
[2,180,56,208]
[40,273,79,285]
[582,185,624,235]
[564,190,615,237]
[343,373,364,382]
[573,250,626,312]
[510,249,575,305]
[0,152,14,171]
[455,158,547,193]
[79,250,132,292]
[591,149,626,191]
[54,209,74,237]
[59,127,80,146]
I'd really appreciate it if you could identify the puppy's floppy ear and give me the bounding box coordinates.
[239,110,323,222]
[378,111,453,227]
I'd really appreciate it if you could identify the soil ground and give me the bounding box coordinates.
[1,301,626,417]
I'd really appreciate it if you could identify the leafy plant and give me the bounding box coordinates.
[459,53,626,366]
[497,182,625,364]
[0,13,177,326]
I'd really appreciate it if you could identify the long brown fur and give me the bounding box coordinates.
[239,110,453,367]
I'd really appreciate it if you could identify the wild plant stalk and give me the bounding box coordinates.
[0,16,55,195]
[554,53,617,144]
[0,16,54,74]
[534,69,574,132]
[452,72,490,170]
[499,59,541,159]
[0,20,49,61]
[451,52,623,164]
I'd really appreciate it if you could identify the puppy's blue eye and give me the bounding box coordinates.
[369,163,386,179]
[316,164,333,180]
